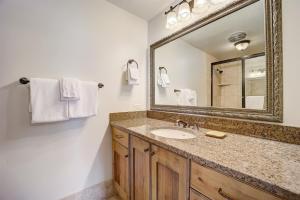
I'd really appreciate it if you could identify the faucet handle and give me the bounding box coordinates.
[175,120,188,128]
[189,123,200,131]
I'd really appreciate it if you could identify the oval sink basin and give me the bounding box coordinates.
[150,128,196,139]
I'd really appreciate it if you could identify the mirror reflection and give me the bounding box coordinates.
[155,0,266,110]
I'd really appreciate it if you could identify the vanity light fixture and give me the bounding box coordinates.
[165,0,227,29]
[210,0,226,4]
[247,69,266,79]
[234,40,251,51]
[166,10,178,29]
[193,0,209,14]
[178,0,191,21]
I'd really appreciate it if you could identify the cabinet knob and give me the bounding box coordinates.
[151,151,155,156]
[218,188,232,200]
[144,148,150,152]
[125,155,129,158]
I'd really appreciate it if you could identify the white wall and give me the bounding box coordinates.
[0,0,147,200]
[282,0,300,127]
[148,0,300,127]
[155,39,211,106]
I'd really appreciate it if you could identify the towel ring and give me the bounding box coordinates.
[127,59,138,70]
[159,66,167,76]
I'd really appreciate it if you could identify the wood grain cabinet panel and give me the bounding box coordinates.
[113,141,129,200]
[151,145,189,200]
[190,189,211,200]
[130,136,150,200]
[112,127,129,148]
[191,161,281,200]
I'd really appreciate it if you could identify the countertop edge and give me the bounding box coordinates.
[110,122,299,200]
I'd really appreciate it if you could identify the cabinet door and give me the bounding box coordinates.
[151,145,189,200]
[130,136,150,200]
[113,141,129,200]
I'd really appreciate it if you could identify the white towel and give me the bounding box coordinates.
[30,78,69,123]
[246,96,265,109]
[177,89,197,106]
[127,64,139,85]
[157,72,170,88]
[60,78,80,101]
[68,81,98,118]
[161,73,170,85]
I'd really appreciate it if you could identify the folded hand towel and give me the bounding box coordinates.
[157,71,170,88]
[127,64,139,85]
[30,78,69,123]
[129,66,139,80]
[177,89,197,106]
[68,81,98,118]
[60,78,80,101]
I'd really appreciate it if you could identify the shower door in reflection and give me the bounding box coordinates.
[211,53,265,109]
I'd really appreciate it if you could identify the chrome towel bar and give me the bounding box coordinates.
[19,77,104,88]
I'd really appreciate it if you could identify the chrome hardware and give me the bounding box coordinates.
[218,188,232,200]
[19,77,104,88]
[114,135,124,139]
[175,120,188,128]
[189,123,200,131]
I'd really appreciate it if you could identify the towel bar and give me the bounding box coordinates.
[19,77,104,88]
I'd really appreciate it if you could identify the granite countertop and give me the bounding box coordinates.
[111,118,300,200]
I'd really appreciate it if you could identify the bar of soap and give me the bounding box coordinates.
[205,131,227,139]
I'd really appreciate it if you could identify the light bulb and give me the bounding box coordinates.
[178,1,191,21]
[210,0,225,4]
[234,40,250,51]
[193,0,209,14]
[166,10,177,29]
[194,0,208,7]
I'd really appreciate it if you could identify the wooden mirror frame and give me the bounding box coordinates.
[150,0,283,122]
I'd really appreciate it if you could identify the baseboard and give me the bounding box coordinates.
[61,179,115,200]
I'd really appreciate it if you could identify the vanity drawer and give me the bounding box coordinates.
[191,161,281,200]
[190,188,211,200]
[112,127,129,148]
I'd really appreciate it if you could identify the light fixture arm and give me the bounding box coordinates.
[165,0,190,15]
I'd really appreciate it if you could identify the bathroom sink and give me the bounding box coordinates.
[150,127,196,139]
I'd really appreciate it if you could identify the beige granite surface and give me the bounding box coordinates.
[111,118,300,200]
[148,110,300,145]
[110,111,146,122]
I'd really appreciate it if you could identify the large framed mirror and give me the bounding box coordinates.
[150,0,282,122]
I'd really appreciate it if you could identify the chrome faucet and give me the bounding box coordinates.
[189,123,200,131]
[175,120,188,128]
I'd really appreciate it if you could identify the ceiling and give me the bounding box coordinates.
[181,0,265,60]
[107,0,177,20]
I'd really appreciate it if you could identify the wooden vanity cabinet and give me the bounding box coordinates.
[190,161,281,200]
[112,128,129,200]
[130,136,150,200]
[151,145,189,200]
[111,127,283,200]
[190,189,211,200]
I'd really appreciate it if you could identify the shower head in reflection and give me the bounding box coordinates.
[216,68,223,74]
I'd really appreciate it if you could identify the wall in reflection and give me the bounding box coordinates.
[155,39,216,107]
